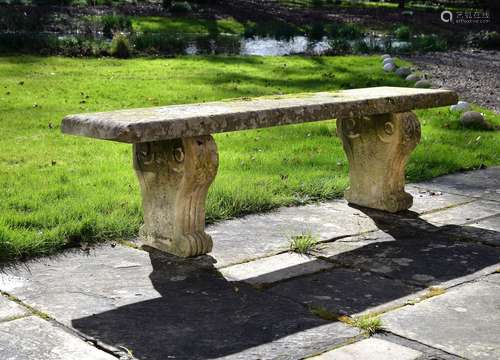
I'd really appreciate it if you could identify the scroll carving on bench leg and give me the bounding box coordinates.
[337,112,421,213]
[133,136,219,257]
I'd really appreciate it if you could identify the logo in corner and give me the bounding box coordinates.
[441,11,453,23]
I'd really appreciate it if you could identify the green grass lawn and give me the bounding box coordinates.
[279,0,398,9]
[278,0,479,11]
[130,16,246,35]
[129,16,305,38]
[0,55,499,263]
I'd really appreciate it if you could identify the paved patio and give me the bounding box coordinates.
[1,167,499,360]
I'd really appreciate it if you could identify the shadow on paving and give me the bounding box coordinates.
[71,208,500,360]
[71,249,356,360]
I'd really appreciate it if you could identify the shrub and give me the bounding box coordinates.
[353,39,370,53]
[394,25,411,41]
[411,34,447,52]
[0,11,46,32]
[309,23,326,41]
[312,0,324,7]
[110,33,131,58]
[162,0,172,9]
[326,22,363,40]
[243,22,258,38]
[101,15,132,38]
[133,33,188,55]
[170,1,193,13]
[477,31,500,50]
[326,38,352,55]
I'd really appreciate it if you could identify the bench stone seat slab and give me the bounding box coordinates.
[61,86,458,257]
[62,87,457,143]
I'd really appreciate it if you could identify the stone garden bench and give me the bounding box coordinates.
[62,87,458,257]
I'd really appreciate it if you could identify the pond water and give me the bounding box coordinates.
[185,35,411,56]
[0,31,412,56]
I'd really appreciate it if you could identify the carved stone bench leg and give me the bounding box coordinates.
[133,135,218,257]
[337,112,421,213]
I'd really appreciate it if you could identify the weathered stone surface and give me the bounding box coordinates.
[337,112,421,212]
[383,57,395,65]
[62,87,458,143]
[208,184,492,268]
[0,316,115,360]
[208,200,380,268]
[0,246,166,325]
[0,245,360,360]
[269,266,420,316]
[381,54,391,60]
[317,221,500,287]
[450,100,471,112]
[134,135,218,257]
[466,215,500,246]
[383,279,500,359]
[436,220,500,247]
[374,333,465,360]
[426,212,500,248]
[216,323,360,360]
[384,63,396,72]
[395,67,412,78]
[0,294,28,322]
[219,252,335,286]
[309,338,422,360]
[471,214,500,232]
[484,273,500,285]
[405,74,421,82]
[460,111,494,130]
[406,186,472,214]
[421,200,499,226]
[415,79,432,88]
[415,166,500,202]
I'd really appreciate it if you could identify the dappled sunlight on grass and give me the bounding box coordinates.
[0,55,499,262]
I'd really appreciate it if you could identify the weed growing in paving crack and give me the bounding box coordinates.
[308,305,384,336]
[309,305,339,321]
[350,314,384,336]
[289,232,320,254]
[406,287,446,305]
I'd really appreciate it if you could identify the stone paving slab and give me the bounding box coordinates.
[207,201,380,268]
[0,245,360,360]
[406,185,473,215]
[415,166,500,202]
[382,278,500,360]
[0,246,168,325]
[215,323,360,360]
[219,252,335,286]
[0,294,28,323]
[317,228,500,288]
[421,200,500,226]
[464,215,500,246]
[309,338,422,360]
[470,214,500,232]
[435,215,500,247]
[0,316,115,360]
[208,188,479,269]
[373,333,464,360]
[269,267,420,316]
[484,272,500,285]
[1,167,499,360]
